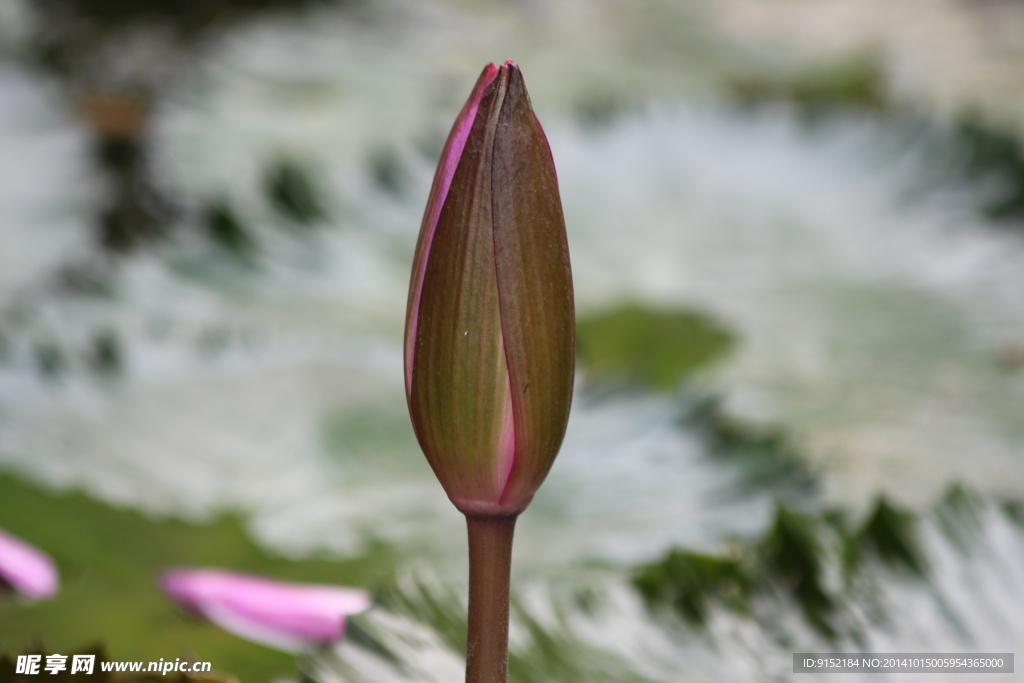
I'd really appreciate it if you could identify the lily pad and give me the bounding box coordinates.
[576,304,734,390]
[0,474,396,683]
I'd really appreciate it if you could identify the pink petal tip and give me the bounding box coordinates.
[160,568,371,652]
[0,528,59,600]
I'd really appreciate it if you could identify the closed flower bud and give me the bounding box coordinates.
[405,61,574,518]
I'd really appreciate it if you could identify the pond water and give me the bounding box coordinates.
[1,0,1023,681]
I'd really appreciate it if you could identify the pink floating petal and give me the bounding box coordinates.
[160,568,371,652]
[0,528,59,600]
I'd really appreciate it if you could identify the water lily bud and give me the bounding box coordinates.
[160,568,371,652]
[405,61,574,518]
[0,527,59,600]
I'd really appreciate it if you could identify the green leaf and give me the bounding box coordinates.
[576,304,733,390]
[0,474,395,683]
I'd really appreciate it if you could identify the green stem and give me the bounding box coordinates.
[464,514,517,683]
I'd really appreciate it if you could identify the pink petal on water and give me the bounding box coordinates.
[160,568,371,652]
[0,528,59,600]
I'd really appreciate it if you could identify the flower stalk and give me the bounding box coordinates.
[465,515,517,683]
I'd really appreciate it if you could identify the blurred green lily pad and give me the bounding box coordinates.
[576,304,734,391]
[0,475,396,683]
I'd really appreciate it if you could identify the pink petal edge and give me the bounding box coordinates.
[494,370,517,500]
[404,63,501,394]
[0,528,59,600]
[160,568,371,651]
